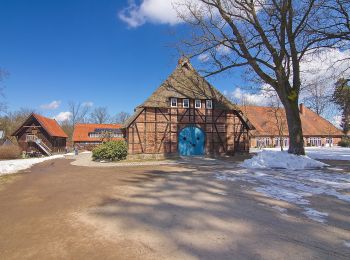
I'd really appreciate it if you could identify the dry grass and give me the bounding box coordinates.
[0,145,22,160]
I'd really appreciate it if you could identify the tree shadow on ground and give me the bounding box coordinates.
[83,164,350,259]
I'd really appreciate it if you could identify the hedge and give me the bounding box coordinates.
[92,140,128,161]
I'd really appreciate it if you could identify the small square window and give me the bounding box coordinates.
[183,99,189,108]
[170,98,177,107]
[206,100,213,109]
[195,99,201,108]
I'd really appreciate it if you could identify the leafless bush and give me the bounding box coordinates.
[0,145,22,160]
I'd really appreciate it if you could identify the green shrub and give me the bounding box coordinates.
[92,141,128,161]
[338,137,350,147]
[0,145,22,160]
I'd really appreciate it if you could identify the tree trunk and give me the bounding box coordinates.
[283,100,305,155]
[280,136,284,151]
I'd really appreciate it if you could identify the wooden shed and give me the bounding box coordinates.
[12,113,68,156]
[123,58,253,157]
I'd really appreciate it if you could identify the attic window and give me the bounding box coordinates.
[183,99,189,108]
[171,98,178,107]
[195,99,202,108]
[206,100,213,109]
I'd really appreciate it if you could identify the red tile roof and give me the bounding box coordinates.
[33,114,68,138]
[240,105,343,137]
[12,113,67,138]
[73,124,123,142]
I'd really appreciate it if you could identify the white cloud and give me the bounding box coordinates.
[229,85,275,106]
[198,53,210,62]
[216,44,231,55]
[82,101,94,107]
[119,0,183,27]
[300,49,350,98]
[118,0,262,28]
[54,111,72,122]
[40,100,61,110]
[198,45,232,63]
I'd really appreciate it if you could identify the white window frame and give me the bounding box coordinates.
[257,137,270,148]
[326,137,333,147]
[326,137,333,144]
[183,99,189,108]
[206,100,213,109]
[195,99,202,108]
[274,137,289,147]
[170,98,177,108]
[309,137,322,146]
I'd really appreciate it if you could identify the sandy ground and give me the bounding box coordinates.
[0,156,349,259]
[68,152,179,167]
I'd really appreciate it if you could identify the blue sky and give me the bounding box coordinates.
[0,0,246,120]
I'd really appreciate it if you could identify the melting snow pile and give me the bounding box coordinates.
[0,155,64,175]
[215,165,350,223]
[241,150,328,170]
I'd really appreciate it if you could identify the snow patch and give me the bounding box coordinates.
[255,186,310,205]
[0,155,64,175]
[302,208,328,223]
[214,165,350,223]
[251,147,350,161]
[344,241,350,248]
[241,150,328,170]
[306,147,350,161]
[271,206,287,213]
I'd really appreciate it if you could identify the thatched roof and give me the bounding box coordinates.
[139,58,238,110]
[124,58,243,128]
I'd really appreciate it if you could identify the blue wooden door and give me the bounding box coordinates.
[178,126,205,156]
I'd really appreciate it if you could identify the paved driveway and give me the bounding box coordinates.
[0,156,349,259]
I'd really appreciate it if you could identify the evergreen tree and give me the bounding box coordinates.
[333,79,350,135]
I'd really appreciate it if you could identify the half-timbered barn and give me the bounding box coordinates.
[123,58,253,157]
[12,113,68,156]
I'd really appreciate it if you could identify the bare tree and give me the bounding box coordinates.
[68,101,90,126]
[315,1,350,42]
[114,111,131,124]
[302,79,331,116]
[267,95,287,151]
[176,0,346,155]
[89,106,111,124]
[0,108,35,141]
[313,0,350,74]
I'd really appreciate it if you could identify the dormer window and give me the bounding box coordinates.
[206,100,213,109]
[170,98,177,107]
[183,99,189,108]
[195,99,202,108]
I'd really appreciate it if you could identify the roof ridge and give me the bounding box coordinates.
[12,113,68,138]
[138,58,239,111]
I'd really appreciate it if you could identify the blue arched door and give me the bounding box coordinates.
[178,126,205,156]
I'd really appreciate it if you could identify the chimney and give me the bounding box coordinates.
[178,56,193,70]
[299,103,305,115]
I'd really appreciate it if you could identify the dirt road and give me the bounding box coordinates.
[0,158,349,259]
